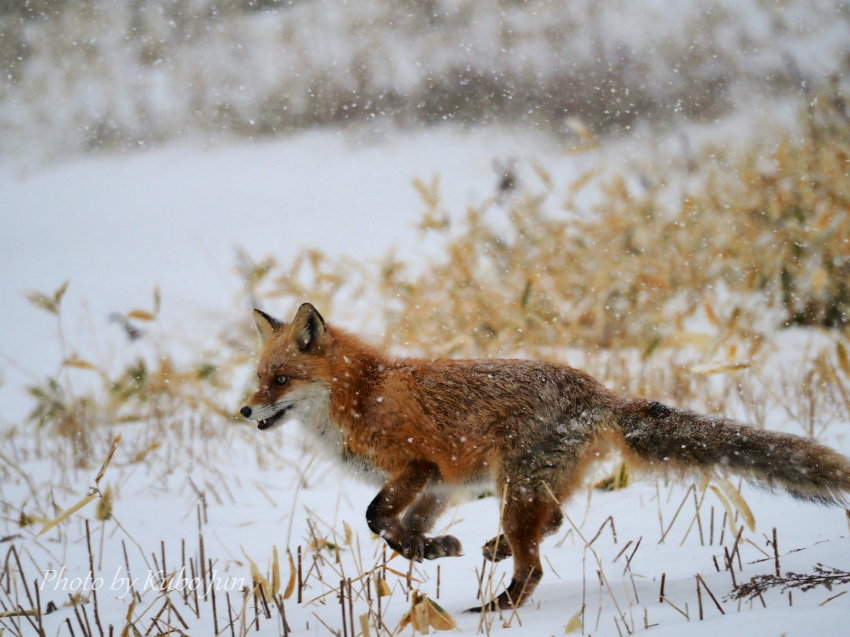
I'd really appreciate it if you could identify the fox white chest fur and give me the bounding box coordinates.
[287,382,386,485]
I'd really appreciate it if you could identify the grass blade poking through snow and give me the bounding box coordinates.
[38,434,122,536]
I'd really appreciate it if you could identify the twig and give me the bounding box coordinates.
[772,527,780,577]
[85,520,104,637]
[696,574,724,615]
[730,564,850,601]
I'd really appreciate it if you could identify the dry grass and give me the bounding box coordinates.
[373,88,850,360]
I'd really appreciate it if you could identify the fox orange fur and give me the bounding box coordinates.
[241,303,850,611]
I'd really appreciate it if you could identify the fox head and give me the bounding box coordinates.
[240,302,331,431]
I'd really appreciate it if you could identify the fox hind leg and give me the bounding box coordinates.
[470,490,561,612]
[482,507,562,562]
[473,423,595,611]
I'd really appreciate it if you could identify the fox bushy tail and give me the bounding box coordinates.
[617,398,850,505]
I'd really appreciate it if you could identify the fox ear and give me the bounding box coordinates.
[291,302,325,352]
[253,309,283,343]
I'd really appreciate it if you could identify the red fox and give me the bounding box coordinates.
[241,303,850,611]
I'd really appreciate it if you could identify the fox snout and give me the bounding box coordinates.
[240,401,293,431]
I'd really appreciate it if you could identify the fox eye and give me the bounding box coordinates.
[275,375,289,386]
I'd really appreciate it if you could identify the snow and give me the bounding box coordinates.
[2,113,850,635]
[10,422,850,635]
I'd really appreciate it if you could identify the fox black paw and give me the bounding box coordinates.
[482,534,512,562]
[423,535,462,559]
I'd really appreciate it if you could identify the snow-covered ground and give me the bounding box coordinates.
[15,420,850,636]
[2,122,850,636]
[4,399,850,636]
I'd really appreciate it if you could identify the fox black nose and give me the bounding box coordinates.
[240,406,252,418]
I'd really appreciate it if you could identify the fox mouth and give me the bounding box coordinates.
[257,405,291,431]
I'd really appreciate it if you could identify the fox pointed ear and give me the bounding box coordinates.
[253,308,283,343]
[291,302,325,352]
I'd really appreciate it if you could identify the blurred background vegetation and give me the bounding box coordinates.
[1,0,848,159]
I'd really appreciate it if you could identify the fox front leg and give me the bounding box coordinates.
[401,490,447,535]
[403,490,462,559]
[366,463,462,561]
